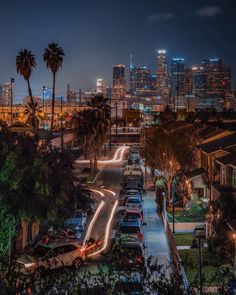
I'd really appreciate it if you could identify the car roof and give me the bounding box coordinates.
[120,242,143,249]
[126,196,141,201]
[119,219,141,227]
[125,211,142,215]
[37,239,81,249]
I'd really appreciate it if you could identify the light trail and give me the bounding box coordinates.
[88,200,118,257]
[102,189,116,196]
[83,200,105,246]
[90,189,105,197]
[75,146,129,164]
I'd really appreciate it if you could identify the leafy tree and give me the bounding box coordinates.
[0,200,16,257]
[43,43,65,132]
[141,126,195,205]
[208,193,236,261]
[23,100,42,128]
[16,49,36,105]
[159,105,176,125]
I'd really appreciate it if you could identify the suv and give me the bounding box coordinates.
[17,239,85,274]
[115,219,144,244]
[125,197,143,214]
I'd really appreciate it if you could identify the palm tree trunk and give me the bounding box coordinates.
[27,79,34,104]
[51,73,56,132]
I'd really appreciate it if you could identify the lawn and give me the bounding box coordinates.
[167,209,205,223]
[179,248,232,286]
[174,233,194,246]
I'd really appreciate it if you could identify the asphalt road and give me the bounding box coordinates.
[88,148,128,241]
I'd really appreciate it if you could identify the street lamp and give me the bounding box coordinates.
[171,195,176,234]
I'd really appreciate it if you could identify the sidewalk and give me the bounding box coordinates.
[142,166,171,265]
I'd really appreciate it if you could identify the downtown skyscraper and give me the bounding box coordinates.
[170,58,185,109]
[112,64,126,100]
[156,50,169,102]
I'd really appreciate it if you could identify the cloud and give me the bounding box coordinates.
[147,12,175,22]
[195,6,221,17]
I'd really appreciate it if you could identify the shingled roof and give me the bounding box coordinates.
[216,152,236,168]
[199,132,236,154]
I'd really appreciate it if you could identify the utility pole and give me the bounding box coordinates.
[42,86,45,129]
[10,78,14,126]
[60,96,64,150]
[199,237,203,295]
[115,101,118,135]
[162,192,167,231]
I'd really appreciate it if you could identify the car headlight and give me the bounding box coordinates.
[24,262,35,268]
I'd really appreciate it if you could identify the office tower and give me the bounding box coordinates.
[202,58,223,98]
[222,66,232,98]
[0,82,12,106]
[192,67,207,98]
[96,79,106,96]
[42,86,53,100]
[170,58,185,109]
[112,64,126,99]
[184,68,193,95]
[129,65,152,96]
[156,50,169,102]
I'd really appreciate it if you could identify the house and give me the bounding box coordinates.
[198,126,233,144]
[197,132,236,183]
[211,152,236,201]
[184,168,209,200]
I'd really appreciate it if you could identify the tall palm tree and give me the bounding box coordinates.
[43,43,65,132]
[16,49,36,105]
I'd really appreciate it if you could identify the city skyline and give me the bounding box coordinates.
[0,0,235,102]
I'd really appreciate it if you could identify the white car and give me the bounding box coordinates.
[125,197,143,214]
[17,239,85,274]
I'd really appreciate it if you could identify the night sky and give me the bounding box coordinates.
[0,0,235,102]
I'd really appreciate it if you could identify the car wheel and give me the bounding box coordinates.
[73,258,83,269]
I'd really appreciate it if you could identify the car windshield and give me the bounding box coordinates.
[32,245,50,258]
[127,199,141,204]
[119,226,140,234]
[125,212,140,219]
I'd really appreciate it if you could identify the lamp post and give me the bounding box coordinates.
[10,78,15,126]
[171,196,176,233]
[60,96,63,150]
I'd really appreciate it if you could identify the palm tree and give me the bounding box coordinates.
[16,49,36,104]
[23,100,42,128]
[43,43,65,132]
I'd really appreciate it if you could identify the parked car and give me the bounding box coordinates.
[123,210,144,224]
[115,219,144,244]
[65,210,87,233]
[17,239,85,274]
[125,197,143,214]
[113,274,143,294]
[125,189,142,200]
[113,242,145,270]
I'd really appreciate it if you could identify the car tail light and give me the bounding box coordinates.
[138,233,143,239]
[136,256,143,262]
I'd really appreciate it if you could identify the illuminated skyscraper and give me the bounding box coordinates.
[192,67,207,99]
[184,68,193,95]
[96,78,106,96]
[156,50,169,102]
[0,82,12,106]
[112,64,126,99]
[202,58,223,97]
[129,65,153,97]
[170,58,185,108]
